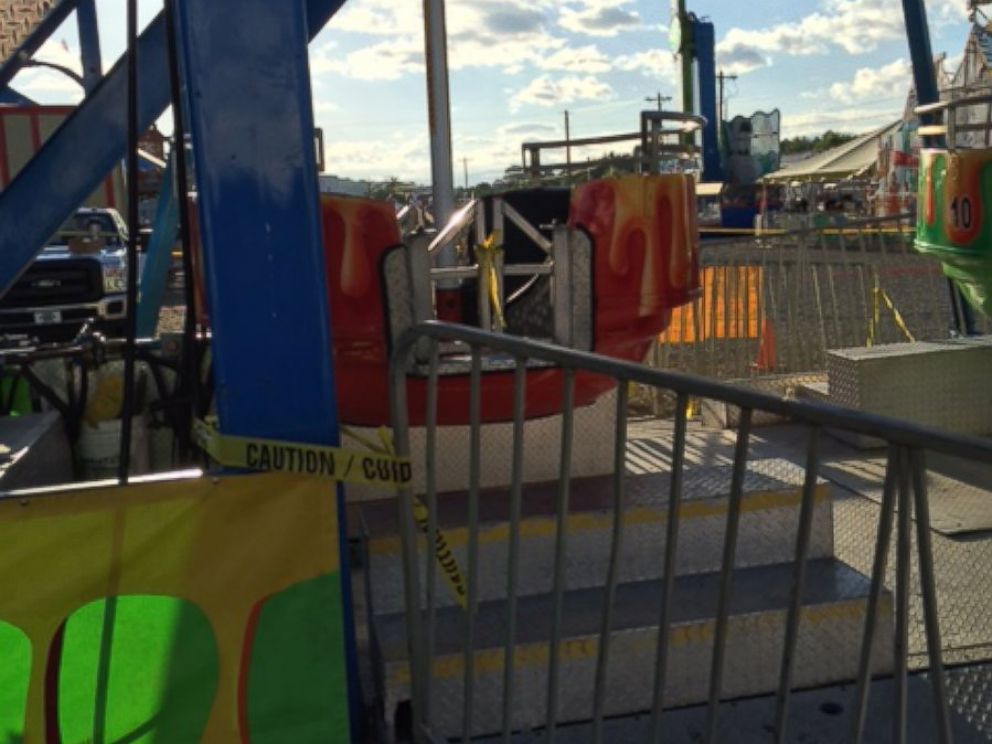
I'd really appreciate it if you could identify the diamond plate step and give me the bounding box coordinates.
[476,668,989,743]
[375,558,892,739]
[0,0,56,63]
[360,458,833,616]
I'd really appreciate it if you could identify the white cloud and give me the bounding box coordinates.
[324,134,431,181]
[614,49,678,80]
[319,0,573,77]
[717,45,771,76]
[559,1,641,37]
[311,39,424,81]
[538,45,612,74]
[829,59,911,103]
[331,0,422,36]
[781,106,900,138]
[510,74,614,111]
[716,0,966,74]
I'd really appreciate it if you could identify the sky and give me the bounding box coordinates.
[8,0,978,185]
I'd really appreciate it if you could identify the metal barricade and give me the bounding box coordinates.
[388,320,992,744]
[655,215,992,383]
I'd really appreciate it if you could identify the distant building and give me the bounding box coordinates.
[318,175,372,197]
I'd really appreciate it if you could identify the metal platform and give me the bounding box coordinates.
[346,391,617,502]
[629,418,992,671]
[374,559,892,739]
[474,666,991,743]
[826,338,992,437]
[0,410,71,490]
[0,0,55,63]
[361,458,833,616]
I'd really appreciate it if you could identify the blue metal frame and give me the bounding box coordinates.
[76,0,103,92]
[0,13,170,295]
[901,0,940,124]
[0,87,35,105]
[0,0,346,298]
[691,17,723,182]
[173,0,338,442]
[174,0,358,737]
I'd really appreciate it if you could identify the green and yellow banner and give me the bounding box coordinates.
[0,472,351,743]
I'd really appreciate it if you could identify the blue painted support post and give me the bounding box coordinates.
[693,18,723,182]
[136,151,177,338]
[0,0,346,300]
[0,0,80,91]
[174,0,359,738]
[901,0,940,122]
[76,0,102,92]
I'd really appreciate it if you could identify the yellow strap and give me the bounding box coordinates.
[477,232,507,331]
[193,419,412,489]
[341,426,469,610]
[867,276,915,348]
[879,288,916,343]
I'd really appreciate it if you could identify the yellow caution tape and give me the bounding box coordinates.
[410,497,468,610]
[477,232,507,332]
[867,276,915,348]
[193,419,412,488]
[341,424,468,610]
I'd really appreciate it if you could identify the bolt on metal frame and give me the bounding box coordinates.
[389,320,991,743]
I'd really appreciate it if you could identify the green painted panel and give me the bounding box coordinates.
[916,151,992,316]
[0,620,30,744]
[58,596,218,744]
[247,574,351,742]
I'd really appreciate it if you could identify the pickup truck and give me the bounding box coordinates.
[0,207,130,341]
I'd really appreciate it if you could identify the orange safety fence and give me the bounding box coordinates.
[661,266,763,344]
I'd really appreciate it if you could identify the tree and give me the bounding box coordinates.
[780,130,858,156]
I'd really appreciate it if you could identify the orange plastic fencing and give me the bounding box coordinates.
[661,266,763,344]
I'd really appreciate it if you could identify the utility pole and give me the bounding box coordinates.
[462,157,469,189]
[564,109,571,170]
[645,92,672,111]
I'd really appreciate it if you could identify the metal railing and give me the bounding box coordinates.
[917,93,992,150]
[653,214,991,383]
[388,320,992,743]
[420,197,578,342]
[520,111,706,178]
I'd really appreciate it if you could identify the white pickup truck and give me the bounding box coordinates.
[0,207,130,341]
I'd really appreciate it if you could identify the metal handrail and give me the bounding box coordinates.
[393,321,992,461]
[916,91,992,149]
[389,321,967,742]
[426,199,477,255]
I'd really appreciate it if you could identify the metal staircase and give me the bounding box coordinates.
[361,455,893,739]
[366,321,992,743]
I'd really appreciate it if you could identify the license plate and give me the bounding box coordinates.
[33,309,62,325]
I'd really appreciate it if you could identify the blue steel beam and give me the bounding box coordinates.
[0,0,80,90]
[76,0,102,92]
[174,0,355,738]
[0,13,168,298]
[901,0,940,122]
[173,0,339,437]
[692,18,723,182]
[0,0,346,298]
